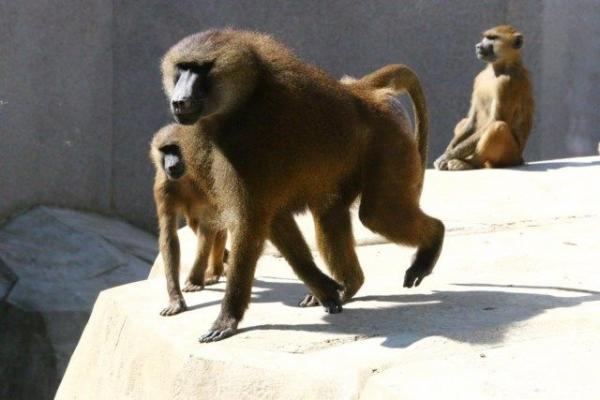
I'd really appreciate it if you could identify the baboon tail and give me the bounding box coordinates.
[359,64,430,178]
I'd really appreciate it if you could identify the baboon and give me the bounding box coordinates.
[151,124,228,316]
[161,29,444,342]
[152,67,423,314]
[434,25,534,170]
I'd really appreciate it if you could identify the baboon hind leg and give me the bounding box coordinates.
[475,121,523,168]
[360,197,444,288]
[359,142,444,288]
[183,221,215,292]
[298,206,364,307]
[204,229,227,285]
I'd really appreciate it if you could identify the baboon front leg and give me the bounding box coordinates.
[182,224,215,292]
[199,220,267,343]
[269,213,343,313]
[158,212,187,316]
[204,229,228,285]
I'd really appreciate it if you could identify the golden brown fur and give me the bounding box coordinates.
[342,64,429,193]
[161,29,444,341]
[435,25,534,170]
[151,124,227,316]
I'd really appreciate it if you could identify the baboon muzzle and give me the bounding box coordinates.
[171,69,204,125]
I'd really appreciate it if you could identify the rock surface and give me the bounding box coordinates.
[0,206,156,400]
[59,158,600,399]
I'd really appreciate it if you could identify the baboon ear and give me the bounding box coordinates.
[513,34,523,49]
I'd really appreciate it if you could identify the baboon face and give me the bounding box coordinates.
[162,30,260,127]
[170,61,214,125]
[476,25,523,63]
[160,144,186,180]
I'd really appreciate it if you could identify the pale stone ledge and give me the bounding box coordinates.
[58,157,600,399]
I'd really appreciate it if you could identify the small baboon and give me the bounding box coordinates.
[434,25,534,170]
[151,124,228,316]
[161,29,444,342]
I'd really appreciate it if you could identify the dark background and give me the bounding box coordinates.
[1,0,599,230]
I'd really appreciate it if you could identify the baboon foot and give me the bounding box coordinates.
[433,155,450,170]
[446,159,474,170]
[182,280,204,292]
[404,243,443,288]
[298,294,320,307]
[298,285,344,314]
[159,298,187,316]
[404,265,428,288]
[199,317,238,343]
[203,273,221,286]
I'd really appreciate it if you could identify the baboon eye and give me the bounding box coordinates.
[159,144,180,155]
[177,61,214,75]
[485,35,498,40]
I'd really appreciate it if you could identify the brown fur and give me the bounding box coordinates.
[434,25,534,170]
[342,64,429,193]
[161,29,444,342]
[150,124,227,316]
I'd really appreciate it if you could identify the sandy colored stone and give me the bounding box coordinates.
[59,158,600,399]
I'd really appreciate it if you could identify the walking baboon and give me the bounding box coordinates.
[151,124,228,316]
[434,25,534,170]
[161,29,444,342]
[152,67,426,314]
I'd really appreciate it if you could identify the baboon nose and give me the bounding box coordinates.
[171,99,192,114]
[167,164,184,179]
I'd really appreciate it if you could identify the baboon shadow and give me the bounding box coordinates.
[228,279,600,348]
[184,276,309,312]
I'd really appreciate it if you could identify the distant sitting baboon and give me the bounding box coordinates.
[161,29,444,342]
[434,25,534,170]
[150,124,228,316]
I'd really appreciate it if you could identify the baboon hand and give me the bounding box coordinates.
[160,298,187,316]
[322,298,343,314]
[199,316,239,343]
